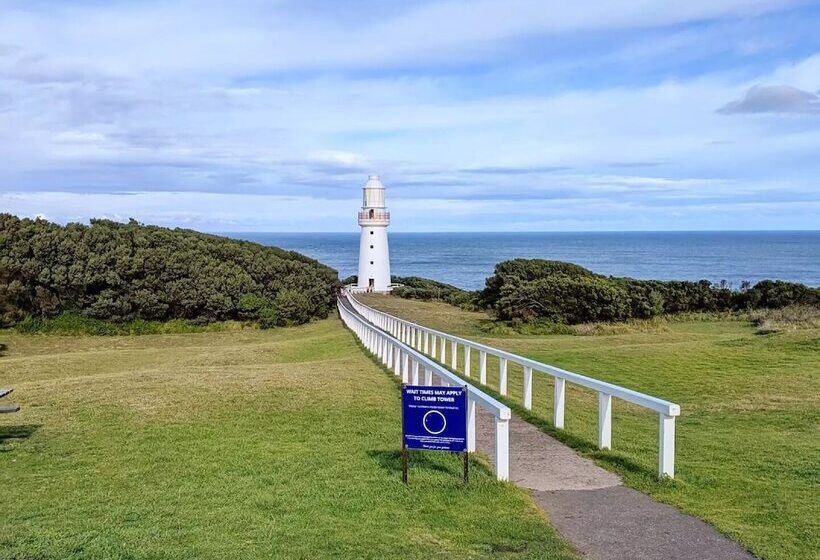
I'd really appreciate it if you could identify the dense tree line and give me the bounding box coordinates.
[0,214,338,327]
[369,260,818,325]
[479,259,819,324]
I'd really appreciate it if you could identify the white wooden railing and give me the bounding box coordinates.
[337,293,512,480]
[346,291,681,479]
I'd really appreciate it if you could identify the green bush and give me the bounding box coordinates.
[0,214,338,327]
[258,306,279,329]
[391,276,477,308]
[481,258,819,325]
[272,289,313,326]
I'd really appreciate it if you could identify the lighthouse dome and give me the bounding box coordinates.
[362,174,386,207]
[364,175,384,189]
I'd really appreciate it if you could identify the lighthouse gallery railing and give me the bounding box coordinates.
[346,290,680,479]
[338,291,512,480]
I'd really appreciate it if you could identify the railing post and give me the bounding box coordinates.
[423,331,429,354]
[554,378,565,429]
[659,414,676,478]
[479,351,487,385]
[598,393,612,449]
[523,366,533,409]
[449,340,457,370]
[440,336,446,363]
[464,346,471,377]
[402,352,409,383]
[386,342,393,369]
[411,360,420,385]
[431,334,437,357]
[499,358,508,396]
[495,417,509,481]
[394,347,401,376]
[467,397,476,452]
[424,367,433,385]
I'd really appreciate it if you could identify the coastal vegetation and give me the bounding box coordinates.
[391,275,475,307]
[387,258,819,328]
[357,293,820,560]
[0,214,338,328]
[0,319,577,559]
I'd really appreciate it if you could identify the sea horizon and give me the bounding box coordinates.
[225,230,820,290]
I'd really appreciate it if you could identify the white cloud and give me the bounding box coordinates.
[0,0,817,230]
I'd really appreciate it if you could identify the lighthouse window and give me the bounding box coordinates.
[370,245,374,249]
[370,230,374,235]
[370,261,374,265]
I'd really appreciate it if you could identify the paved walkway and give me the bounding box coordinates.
[474,410,755,560]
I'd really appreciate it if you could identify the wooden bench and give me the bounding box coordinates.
[0,388,19,413]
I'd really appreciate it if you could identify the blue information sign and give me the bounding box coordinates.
[402,385,467,453]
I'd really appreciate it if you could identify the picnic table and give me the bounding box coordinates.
[0,388,19,413]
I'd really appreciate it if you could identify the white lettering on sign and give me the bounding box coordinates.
[404,386,462,404]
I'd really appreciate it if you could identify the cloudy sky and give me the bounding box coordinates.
[1,0,819,231]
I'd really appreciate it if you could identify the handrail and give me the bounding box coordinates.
[346,289,680,479]
[337,292,511,480]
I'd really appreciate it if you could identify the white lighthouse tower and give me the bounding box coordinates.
[357,175,392,292]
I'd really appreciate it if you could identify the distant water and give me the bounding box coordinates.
[227,232,820,290]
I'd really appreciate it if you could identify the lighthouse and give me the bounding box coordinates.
[357,175,392,292]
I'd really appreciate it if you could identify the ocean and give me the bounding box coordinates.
[228,231,820,291]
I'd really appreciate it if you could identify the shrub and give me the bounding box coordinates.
[480,258,819,326]
[391,276,477,308]
[272,289,312,326]
[0,214,338,327]
[258,306,279,329]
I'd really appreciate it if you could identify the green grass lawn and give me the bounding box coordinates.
[0,318,578,560]
[358,295,820,560]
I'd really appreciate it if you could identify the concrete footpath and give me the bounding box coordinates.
[474,410,755,560]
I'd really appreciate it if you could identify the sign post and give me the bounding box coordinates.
[401,384,468,484]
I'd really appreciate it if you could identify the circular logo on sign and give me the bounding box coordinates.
[422,410,447,435]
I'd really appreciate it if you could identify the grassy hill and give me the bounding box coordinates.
[358,294,820,560]
[0,319,577,559]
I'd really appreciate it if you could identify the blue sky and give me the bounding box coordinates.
[1,0,819,231]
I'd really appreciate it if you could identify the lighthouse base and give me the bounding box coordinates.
[356,225,392,292]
